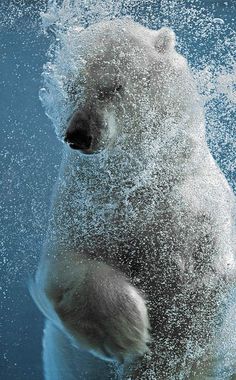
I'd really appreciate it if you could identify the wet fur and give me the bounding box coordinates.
[31,18,236,379]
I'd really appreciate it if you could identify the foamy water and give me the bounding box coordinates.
[36,1,236,378]
[0,1,235,379]
[39,0,235,189]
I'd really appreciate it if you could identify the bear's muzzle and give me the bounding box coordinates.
[65,110,94,153]
[65,109,105,154]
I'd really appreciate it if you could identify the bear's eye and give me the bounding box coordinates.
[114,84,123,93]
[97,84,123,101]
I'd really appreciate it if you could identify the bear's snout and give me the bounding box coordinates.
[65,112,93,153]
[65,127,92,151]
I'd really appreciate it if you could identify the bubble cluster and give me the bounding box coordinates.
[35,2,236,378]
[40,0,235,190]
[1,0,235,378]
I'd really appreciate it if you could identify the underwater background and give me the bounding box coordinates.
[0,1,235,379]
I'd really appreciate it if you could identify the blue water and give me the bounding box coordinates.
[0,2,61,379]
[0,1,235,379]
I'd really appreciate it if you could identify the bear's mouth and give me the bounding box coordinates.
[68,142,95,155]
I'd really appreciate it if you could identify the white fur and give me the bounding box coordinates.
[33,18,236,380]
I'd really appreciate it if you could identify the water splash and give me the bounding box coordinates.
[1,0,235,378]
[39,0,236,191]
[36,1,236,378]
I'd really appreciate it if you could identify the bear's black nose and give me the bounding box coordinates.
[65,113,92,151]
[65,128,92,150]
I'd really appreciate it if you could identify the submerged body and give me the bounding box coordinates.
[31,19,236,379]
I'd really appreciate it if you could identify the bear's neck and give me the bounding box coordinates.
[42,126,210,258]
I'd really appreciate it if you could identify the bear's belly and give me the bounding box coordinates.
[45,172,230,378]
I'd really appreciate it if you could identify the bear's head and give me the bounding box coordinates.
[44,19,203,155]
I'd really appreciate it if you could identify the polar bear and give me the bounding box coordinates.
[31,18,236,379]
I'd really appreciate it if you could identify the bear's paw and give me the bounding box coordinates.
[45,260,151,364]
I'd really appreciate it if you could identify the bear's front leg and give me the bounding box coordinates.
[38,256,150,364]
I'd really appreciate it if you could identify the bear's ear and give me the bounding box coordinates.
[154,27,176,53]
